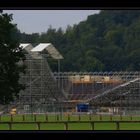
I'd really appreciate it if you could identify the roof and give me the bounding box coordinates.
[31,43,50,52]
[19,43,31,49]
[19,43,34,55]
[31,43,63,60]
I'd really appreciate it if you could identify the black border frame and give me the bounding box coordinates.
[0,0,140,139]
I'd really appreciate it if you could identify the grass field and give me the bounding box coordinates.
[0,114,140,130]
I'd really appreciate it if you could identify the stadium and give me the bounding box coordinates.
[1,43,140,130]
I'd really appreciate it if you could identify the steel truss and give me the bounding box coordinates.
[17,44,140,115]
[53,71,140,114]
[18,45,65,114]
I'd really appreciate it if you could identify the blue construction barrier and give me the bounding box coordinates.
[76,103,89,112]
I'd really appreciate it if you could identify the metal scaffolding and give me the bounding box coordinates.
[18,43,65,114]
[16,43,140,115]
[53,71,140,114]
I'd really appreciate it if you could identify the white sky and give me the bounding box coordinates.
[4,10,100,34]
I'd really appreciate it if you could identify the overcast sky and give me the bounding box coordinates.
[4,10,100,34]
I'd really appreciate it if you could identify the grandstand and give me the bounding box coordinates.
[53,72,140,114]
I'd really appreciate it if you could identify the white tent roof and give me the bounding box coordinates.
[31,43,50,52]
[19,43,31,49]
[19,43,34,54]
[31,43,63,59]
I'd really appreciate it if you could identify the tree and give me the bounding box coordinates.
[0,11,25,104]
[19,10,140,72]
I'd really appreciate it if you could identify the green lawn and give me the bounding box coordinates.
[0,114,140,130]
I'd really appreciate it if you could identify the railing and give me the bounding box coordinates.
[0,114,137,121]
[0,114,140,130]
[88,77,140,103]
[0,120,140,130]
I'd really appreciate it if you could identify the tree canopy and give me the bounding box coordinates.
[19,10,140,72]
[0,11,25,104]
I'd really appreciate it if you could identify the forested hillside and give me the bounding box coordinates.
[19,10,140,72]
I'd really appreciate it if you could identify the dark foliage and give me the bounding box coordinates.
[0,11,25,104]
[20,10,140,72]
